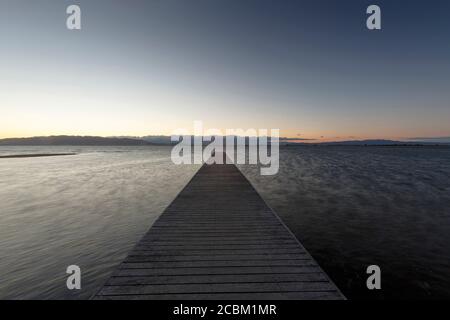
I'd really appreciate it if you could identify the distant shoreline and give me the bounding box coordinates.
[0,135,449,147]
[284,143,450,147]
[0,153,76,159]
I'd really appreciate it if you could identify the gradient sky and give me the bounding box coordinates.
[1,0,449,141]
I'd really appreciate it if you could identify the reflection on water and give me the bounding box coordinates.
[0,146,200,299]
[238,146,450,299]
[1,145,450,299]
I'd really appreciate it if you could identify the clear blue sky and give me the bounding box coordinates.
[1,0,449,141]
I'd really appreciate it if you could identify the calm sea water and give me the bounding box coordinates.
[1,145,449,299]
[0,146,200,299]
[239,146,450,299]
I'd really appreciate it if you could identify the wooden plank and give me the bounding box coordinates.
[105,273,328,286]
[95,291,342,300]
[136,240,299,246]
[112,266,323,276]
[120,260,317,268]
[94,160,345,300]
[133,245,302,251]
[98,282,337,295]
[129,248,307,255]
[125,253,309,262]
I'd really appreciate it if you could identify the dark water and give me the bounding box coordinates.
[1,145,450,299]
[238,146,450,299]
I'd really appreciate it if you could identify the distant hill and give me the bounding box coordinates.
[1,136,448,146]
[141,135,173,144]
[0,136,153,146]
[316,139,448,146]
[322,139,406,146]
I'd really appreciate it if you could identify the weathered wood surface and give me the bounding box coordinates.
[94,162,344,300]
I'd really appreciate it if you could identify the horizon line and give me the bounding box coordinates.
[1,134,450,144]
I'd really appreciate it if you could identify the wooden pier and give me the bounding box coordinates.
[95,162,344,300]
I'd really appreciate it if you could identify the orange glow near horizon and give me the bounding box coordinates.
[1,126,449,142]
